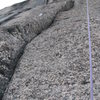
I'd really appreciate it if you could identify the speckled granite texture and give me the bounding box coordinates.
[0,0,100,100]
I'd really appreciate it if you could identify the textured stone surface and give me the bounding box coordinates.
[0,0,48,25]
[0,0,74,99]
[0,0,100,100]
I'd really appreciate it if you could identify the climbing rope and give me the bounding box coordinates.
[86,0,93,100]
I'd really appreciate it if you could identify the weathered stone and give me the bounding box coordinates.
[0,0,100,100]
[0,0,48,25]
[0,0,74,99]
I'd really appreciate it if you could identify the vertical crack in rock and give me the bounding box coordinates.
[0,1,74,99]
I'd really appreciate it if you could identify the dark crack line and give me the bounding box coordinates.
[0,8,32,25]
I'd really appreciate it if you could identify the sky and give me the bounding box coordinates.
[0,0,26,10]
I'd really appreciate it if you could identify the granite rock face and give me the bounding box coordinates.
[0,0,100,100]
[0,0,48,25]
[0,0,74,99]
